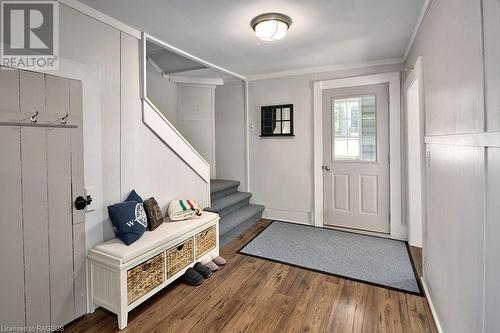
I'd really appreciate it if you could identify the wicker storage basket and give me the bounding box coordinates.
[195,225,217,259]
[166,238,194,278]
[127,252,164,305]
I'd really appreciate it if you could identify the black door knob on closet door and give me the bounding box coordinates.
[75,195,92,210]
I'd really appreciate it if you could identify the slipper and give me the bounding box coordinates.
[180,268,204,286]
[203,260,219,272]
[193,262,213,279]
[212,256,226,266]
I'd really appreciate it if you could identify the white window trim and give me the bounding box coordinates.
[313,72,406,240]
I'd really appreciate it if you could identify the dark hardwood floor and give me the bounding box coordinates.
[65,219,437,333]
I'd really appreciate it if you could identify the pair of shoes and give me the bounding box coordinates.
[202,256,227,272]
[180,262,213,286]
[213,256,226,266]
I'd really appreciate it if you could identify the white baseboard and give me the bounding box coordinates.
[262,208,312,225]
[421,277,444,333]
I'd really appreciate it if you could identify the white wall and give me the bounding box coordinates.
[405,0,500,331]
[248,63,401,224]
[215,80,246,189]
[146,63,178,127]
[58,4,208,251]
[177,84,216,178]
[60,4,121,246]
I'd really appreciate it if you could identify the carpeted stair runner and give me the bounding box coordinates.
[206,179,264,247]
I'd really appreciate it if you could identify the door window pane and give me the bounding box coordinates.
[282,107,290,120]
[282,121,291,134]
[273,122,281,134]
[275,108,281,120]
[332,95,376,161]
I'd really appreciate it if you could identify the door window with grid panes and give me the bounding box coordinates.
[332,95,376,161]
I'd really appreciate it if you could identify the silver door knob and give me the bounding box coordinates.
[323,166,331,171]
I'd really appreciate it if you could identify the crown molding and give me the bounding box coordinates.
[245,57,403,81]
[403,0,433,61]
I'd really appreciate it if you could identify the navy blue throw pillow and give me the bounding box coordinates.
[125,189,143,203]
[108,201,148,245]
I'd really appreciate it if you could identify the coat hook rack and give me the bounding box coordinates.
[30,110,39,123]
[59,112,69,125]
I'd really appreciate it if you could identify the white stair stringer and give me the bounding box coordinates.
[142,98,210,182]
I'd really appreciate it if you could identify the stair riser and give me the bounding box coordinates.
[217,199,250,217]
[220,211,264,247]
[210,185,239,200]
[219,204,265,235]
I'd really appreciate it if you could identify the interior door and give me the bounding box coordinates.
[322,83,390,233]
[0,68,86,327]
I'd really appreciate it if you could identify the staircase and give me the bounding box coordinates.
[206,179,265,247]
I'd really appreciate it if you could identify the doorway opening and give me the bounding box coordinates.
[313,72,404,240]
[404,56,425,251]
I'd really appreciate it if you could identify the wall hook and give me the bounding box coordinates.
[60,112,69,125]
[30,111,39,123]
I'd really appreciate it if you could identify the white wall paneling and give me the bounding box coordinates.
[215,80,247,189]
[482,0,500,132]
[313,72,404,240]
[425,144,485,333]
[485,147,500,333]
[404,0,500,331]
[177,84,217,179]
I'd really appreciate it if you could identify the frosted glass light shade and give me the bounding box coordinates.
[255,20,288,41]
[251,13,292,41]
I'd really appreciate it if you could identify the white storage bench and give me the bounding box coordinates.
[88,212,219,329]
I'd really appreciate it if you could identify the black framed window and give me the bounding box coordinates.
[260,104,294,137]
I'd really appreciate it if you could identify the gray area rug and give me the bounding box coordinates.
[239,221,423,295]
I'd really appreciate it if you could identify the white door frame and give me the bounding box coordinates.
[313,72,406,240]
[403,56,426,247]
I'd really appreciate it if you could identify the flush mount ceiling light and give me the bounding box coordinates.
[250,13,292,41]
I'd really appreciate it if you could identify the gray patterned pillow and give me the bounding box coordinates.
[143,197,164,231]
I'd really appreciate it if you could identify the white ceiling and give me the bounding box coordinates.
[79,0,425,77]
[147,42,207,74]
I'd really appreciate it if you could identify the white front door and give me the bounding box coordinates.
[322,83,390,233]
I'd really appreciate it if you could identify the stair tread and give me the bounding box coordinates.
[207,191,252,213]
[220,211,263,247]
[219,204,265,235]
[210,179,240,194]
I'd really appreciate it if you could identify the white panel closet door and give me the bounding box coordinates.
[0,126,24,326]
[20,71,52,326]
[21,126,51,327]
[0,68,86,327]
